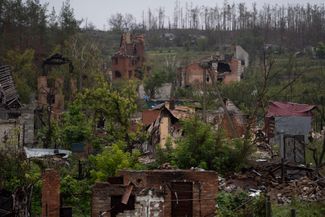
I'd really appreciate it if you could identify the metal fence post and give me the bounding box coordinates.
[265,195,271,217]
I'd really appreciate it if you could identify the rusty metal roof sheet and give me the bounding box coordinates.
[266,101,315,117]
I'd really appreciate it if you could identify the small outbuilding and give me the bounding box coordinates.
[91,170,218,217]
[265,101,316,164]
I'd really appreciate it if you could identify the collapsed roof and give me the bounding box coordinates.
[0,65,21,108]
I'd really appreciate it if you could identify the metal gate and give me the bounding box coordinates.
[171,182,193,217]
[284,135,305,164]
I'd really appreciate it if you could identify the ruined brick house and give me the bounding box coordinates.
[216,45,249,68]
[178,58,242,87]
[141,102,194,153]
[178,45,249,87]
[265,101,316,164]
[207,100,247,138]
[37,54,77,120]
[111,33,145,80]
[221,57,244,84]
[91,170,218,217]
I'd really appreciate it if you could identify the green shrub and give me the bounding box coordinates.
[217,191,265,217]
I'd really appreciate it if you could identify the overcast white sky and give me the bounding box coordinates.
[40,0,325,30]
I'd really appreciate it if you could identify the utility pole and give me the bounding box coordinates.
[214,82,239,138]
[200,59,238,137]
[203,68,207,122]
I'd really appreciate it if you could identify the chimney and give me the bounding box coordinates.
[169,99,175,110]
[42,169,60,217]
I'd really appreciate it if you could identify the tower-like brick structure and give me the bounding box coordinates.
[42,169,60,217]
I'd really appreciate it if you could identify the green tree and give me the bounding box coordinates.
[175,117,218,169]
[58,0,80,43]
[61,103,92,147]
[217,191,266,217]
[316,42,325,59]
[108,13,137,32]
[174,117,248,173]
[197,37,209,51]
[60,175,91,217]
[4,49,36,103]
[89,141,143,181]
[63,35,104,89]
[75,79,138,149]
[143,70,167,98]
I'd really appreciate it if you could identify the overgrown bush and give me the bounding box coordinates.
[154,117,250,174]
[89,141,144,181]
[217,191,265,217]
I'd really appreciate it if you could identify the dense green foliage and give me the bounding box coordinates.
[4,49,36,103]
[217,192,266,217]
[75,80,138,147]
[89,142,143,181]
[1,1,325,217]
[272,200,325,217]
[61,103,92,146]
[155,118,249,174]
[60,175,91,217]
[143,70,168,98]
[316,42,325,59]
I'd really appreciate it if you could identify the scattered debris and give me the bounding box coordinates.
[270,176,325,203]
[24,147,71,159]
[0,185,33,217]
[219,160,325,203]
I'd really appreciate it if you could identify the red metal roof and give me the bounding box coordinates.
[266,101,316,117]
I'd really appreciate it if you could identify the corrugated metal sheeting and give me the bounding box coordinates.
[0,65,20,108]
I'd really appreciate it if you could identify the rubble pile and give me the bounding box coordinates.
[219,161,325,203]
[270,177,325,203]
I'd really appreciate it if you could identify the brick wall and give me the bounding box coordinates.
[92,182,127,217]
[119,170,218,217]
[37,76,48,106]
[111,34,145,81]
[112,56,134,80]
[42,169,60,217]
[91,170,218,217]
[116,190,164,217]
[224,58,241,84]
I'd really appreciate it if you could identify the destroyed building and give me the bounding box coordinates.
[142,102,194,153]
[0,64,34,147]
[207,100,247,138]
[216,45,249,68]
[37,54,77,120]
[177,62,216,87]
[265,101,316,164]
[111,33,146,80]
[234,45,249,68]
[91,170,218,217]
[178,49,247,87]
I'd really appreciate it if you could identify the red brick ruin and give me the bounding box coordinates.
[42,169,60,217]
[111,33,145,80]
